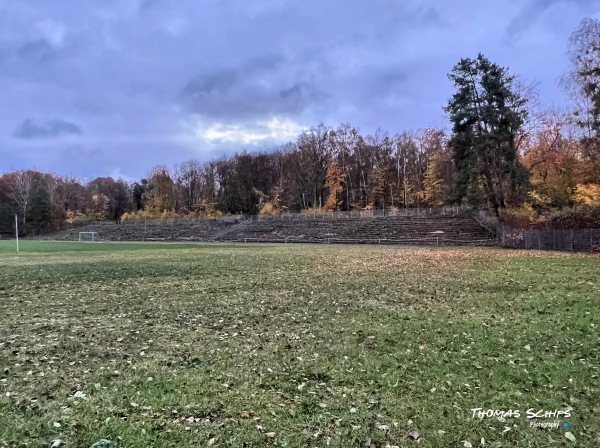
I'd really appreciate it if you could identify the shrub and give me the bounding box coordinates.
[499,204,539,228]
[544,205,600,229]
[259,202,278,215]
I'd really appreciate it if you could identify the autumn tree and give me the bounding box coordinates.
[423,146,454,205]
[445,54,529,215]
[323,157,345,210]
[87,177,131,220]
[144,166,176,215]
[329,124,359,209]
[520,112,581,208]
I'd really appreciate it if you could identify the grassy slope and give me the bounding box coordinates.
[0,241,598,447]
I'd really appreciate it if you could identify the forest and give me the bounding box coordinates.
[1,19,600,236]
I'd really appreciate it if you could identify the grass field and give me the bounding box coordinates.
[0,241,598,447]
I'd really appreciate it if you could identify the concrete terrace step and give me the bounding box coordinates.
[44,214,499,247]
[217,215,499,246]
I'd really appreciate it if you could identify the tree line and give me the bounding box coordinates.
[1,18,600,235]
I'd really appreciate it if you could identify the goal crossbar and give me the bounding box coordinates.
[79,231,99,243]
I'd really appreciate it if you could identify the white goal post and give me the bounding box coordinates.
[79,232,99,243]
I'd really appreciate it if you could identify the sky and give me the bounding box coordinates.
[1,0,599,180]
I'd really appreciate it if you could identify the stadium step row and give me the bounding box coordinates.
[46,215,499,246]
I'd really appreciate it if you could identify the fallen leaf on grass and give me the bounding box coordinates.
[564,432,576,442]
[408,431,420,441]
[73,391,86,399]
[89,439,111,448]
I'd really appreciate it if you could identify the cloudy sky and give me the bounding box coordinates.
[1,0,599,180]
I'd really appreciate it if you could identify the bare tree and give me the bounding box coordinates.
[563,18,600,176]
[9,170,35,227]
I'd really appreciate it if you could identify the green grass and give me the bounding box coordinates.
[0,241,598,447]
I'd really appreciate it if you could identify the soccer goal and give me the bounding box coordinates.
[79,232,99,243]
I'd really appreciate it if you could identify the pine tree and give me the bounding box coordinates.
[445,54,529,215]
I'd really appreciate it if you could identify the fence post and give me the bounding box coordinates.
[538,232,541,250]
[591,230,594,253]
[553,230,555,251]
[571,230,574,251]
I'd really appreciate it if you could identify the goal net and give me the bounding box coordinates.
[79,232,99,243]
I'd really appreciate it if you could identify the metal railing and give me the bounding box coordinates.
[222,236,494,246]
[254,205,471,222]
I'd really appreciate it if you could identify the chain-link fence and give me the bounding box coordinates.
[477,210,600,253]
[499,226,600,253]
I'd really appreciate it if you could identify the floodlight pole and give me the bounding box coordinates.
[15,214,19,253]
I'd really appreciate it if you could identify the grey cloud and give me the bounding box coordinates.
[182,54,287,97]
[183,78,324,119]
[17,39,59,61]
[183,71,240,97]
[181,54,325,119]
[506,0,592,40]
[13,119,83,139]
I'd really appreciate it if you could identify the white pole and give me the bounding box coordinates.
[15,214,19,253]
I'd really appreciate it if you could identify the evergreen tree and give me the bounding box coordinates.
[445,54,529,215]
[26,186,52,234]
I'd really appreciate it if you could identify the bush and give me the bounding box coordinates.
[499,204,539,228]
[301,206,323,215]
[259,202,278,215]
[544,205,600,229]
